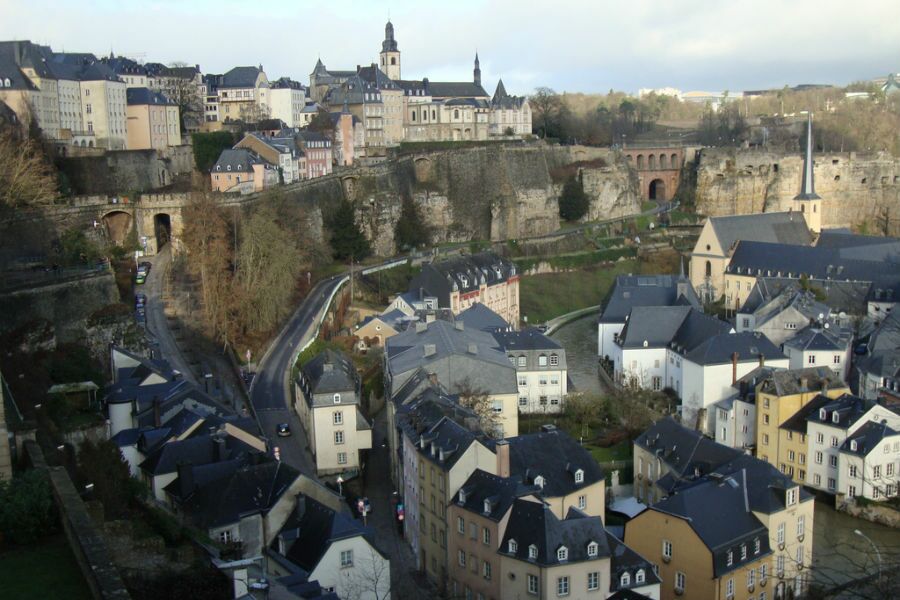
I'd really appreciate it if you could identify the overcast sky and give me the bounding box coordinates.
[3,0,899,95]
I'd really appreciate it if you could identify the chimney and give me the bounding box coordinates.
[425,313,435,323]
[496,440,510,478]
[177,462,194,499]
[423,343,437,357]
[799,376,809,391]
[467,343,478,355]
[153,397,161,428]
[214,436,227,462]
[731,352,739,385]
[428,372,439,387]
[416,322,428,334]
[541,424,557,433]
[758,353,765,368]
[454,320,465,331]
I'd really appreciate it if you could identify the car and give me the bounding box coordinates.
[276,423,291,437]
[139,261,152,272]
[135,312,146,325]
[135,293,147,307]
[855,343,868,356]
[135,274,146,285]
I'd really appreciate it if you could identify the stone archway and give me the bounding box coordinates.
[154,213,171,250]
[102,210,133,245]
[649,178,667,201]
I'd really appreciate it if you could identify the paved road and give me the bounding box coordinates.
[249,274,348,473]
[143,246,197,385]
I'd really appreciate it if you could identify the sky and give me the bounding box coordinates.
[3,0,899,96]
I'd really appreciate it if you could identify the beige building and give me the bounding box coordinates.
[294,350,372,477]
[125,87,180,150]
[268,77,307,127]
[210,148,278,193]
[213,65,270,123]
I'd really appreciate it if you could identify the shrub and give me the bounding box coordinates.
[0,470,57,545]
[558,175,589,221]
[191,131,235,173]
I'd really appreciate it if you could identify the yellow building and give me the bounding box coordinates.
[125,87,181,150]
[755,367,848,473]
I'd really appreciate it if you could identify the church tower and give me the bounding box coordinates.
[474,53,481,87]
[792,112,822,233]
[380,20,401,80]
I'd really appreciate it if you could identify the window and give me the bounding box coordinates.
[340,549,353,567]
[333,393,341,403]
[777,554,785,575]
[550,354,559,366]
[816,432,824,444]
[578,495,586,510]
[788,450,795,462]
[873,465,882,478]
[763,414,770,425]
[815,451,823,464]
[470,522,478,540]
[796,545,804,568]
[888,463,895,476]
[509,539,518,553]
[726,578,734,598]
[528,544,538,560]
[621,572,631,586]
[458,550,466,567]
[219,530,233,543]
[636,569,645,584]
[663,540,673,560]
[457,517,465,534]
[807,355,816,364]
[337,452,347,464]
[518,356,526,367]
[527,574,539,595]
[777,523,785,545]
[557,546,568,561]
[727,550,733,566]
[557,576,569,596]
[539,355,548,367]
[834,355,841,364]
[828,477,836,491]
[333,411,343,425]
[483,561,492,580]
[334,430,345,445]
[788,488,797,505]
[741,544,748,560]
[675,571,686,593]
[829,455,838,468]
[849,464,858,478]
[831,436,839,448]
[748,568,756,589]
[519,396,527,406]
[588,571,599,591]
[483,528,490,545]
[518,377,527,387]
[763,434,769,445]
[796,516,805,537]
[575,470,584,484]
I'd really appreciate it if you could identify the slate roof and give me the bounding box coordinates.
[600,274,700,324]
[780,393,846,434]
[649,471,772,577]
[46,52,121,82]
[492,327,561,351]
[606,530,663,593]
[176,461,300,529]
[492,78,526,109]
[385,319,517,396]
[414,416,486,471]
[506,426,604,498]
[426,81,489,99]
[740,277,870,316]
[727,241,900,282]
[802,393,867,430]
[211,148,266,173]
[499,499,611,566]
[0,41,51,90]
[684,331,785,367]
[636,418,742,487]
[299,349,358,396]
[757,366,847,397]
[283,495,383,573]
[126,87,175,106]
[841,419,899,456]
[707,212,813,252]
[395,384,481,443]
[783,325,850,353]
[139,432,259,476]
[816,230,900,250]
[457,303,510,332]
[408,252,516,310]
[452,469,539,521]
[220,66,264,88]
[740,285,831,330]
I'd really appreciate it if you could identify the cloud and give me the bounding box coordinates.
[1,0,898,95]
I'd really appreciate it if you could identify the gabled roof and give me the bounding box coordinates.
[783,324,850,352]
[220,66,265,88]
[426,81,489,99]
[408,252,516,308]
[740,277,870,316]
[211,148,266,173]
[492,327,561,352]
[139,432,260,476]
[126,87,175,106]
[600,274,700,324]
[707,212,813,252]
[617,306,734,355]
[452,469,539,521]
[841,419,899,456]
[300,349,358,396]
[457,303,510,332]
[606,530,662,593]
[727,241,900,283]
[757,366,847,397]
[506,426,604,498]
[802,393,867,430]
[683,331,784,367]
[500,499,611,566]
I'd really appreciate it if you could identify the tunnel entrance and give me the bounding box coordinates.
[154,213,171,250]
[649,178,667,202]
[102,211,133,245]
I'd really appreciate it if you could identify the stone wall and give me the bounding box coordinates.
[59,145,195,195]
[695,148,900,233]
[0,272,119,342]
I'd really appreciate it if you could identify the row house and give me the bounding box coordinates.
[209,148,277,193]
[492,328,569,413]
[268,77,307,127]
[125,87,181,150]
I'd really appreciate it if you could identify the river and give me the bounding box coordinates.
[551,314,898,595]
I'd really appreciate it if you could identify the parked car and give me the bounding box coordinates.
[135,273,146,285]
[276,423,291,437]
[135,293,147,308]
[139,261,152,273]
[135,312,146,325]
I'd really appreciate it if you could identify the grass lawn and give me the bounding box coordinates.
[587,439,632,464]
[520,260,637,323]
[0,534,92,600]
[641,200,657,212]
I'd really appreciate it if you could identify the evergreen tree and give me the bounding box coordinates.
[327,200,371,261]
[558,175,589,221]
[394,197,430,251]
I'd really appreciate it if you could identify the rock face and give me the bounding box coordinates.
[696,148,900,233]
[278,144,641,256]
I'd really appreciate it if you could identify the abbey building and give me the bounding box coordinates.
[309,21,531,156]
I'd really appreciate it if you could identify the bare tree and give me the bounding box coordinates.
[161,62,203,132]
[337,546,393,600]
[456,378,501,438]
[564,392,601,441]
[0,127,57,208]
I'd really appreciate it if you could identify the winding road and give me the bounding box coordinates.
[144,246,197,385]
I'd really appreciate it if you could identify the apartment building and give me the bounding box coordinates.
[492,328,568,413]
[125,87,180,150]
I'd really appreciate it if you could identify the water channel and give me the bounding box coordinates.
[550,314,898,595]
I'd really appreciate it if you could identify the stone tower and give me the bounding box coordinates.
[474,53,481,87]
[380,20,401,80]
[792,112,822,233]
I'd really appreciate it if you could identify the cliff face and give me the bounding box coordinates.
[696,149,900,233]
[279,144,641,256]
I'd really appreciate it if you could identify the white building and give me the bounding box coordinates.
[839,418,900,502]
[492,328,568,414]
[782,325,852,381]
[269,77,307,127]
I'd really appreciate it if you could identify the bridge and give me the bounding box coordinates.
[621,146,687,202]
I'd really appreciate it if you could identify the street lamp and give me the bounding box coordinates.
[854,529,882,582]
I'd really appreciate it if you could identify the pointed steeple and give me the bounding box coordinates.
[473,52,481,86]
[382,20,398,52]
[494,78,508,98]
[795,112,820,200]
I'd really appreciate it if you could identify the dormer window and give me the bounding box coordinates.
[534,475,545,489]
[587,541,598,558]
[574,469,584,484]
[483,499,491,514]
[832,412,840,424]
[621,572,631,587]
[557,546,568,561]
[820,408,827,420]
[850,440,858,451]
[727,550,733,566]
[459,489,467,504]
[509,539,518,553]
[740,544,747,560]
[754,538,761,554]
[528,544,538,560]
[227,165,232,171]
[333,393,341,404]
[636,569,645,584]
[787,487,797,506]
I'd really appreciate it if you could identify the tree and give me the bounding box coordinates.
[456,378,501,438]
[77,438,143,518]
[191,131,235,172]
[558,174,589,221]
[161,63,203,133]
[307,109,335,141]
[0,127,57,208]
[327,200,371,261]
[530,87,562,138]
[0,470,57,545]
[238,101,270,125]
[564,393,602,441]
[337,546,394,600]
[394,196,430,251]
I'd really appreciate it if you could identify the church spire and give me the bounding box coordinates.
[795,112,820,200]
[473,52,481,86]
